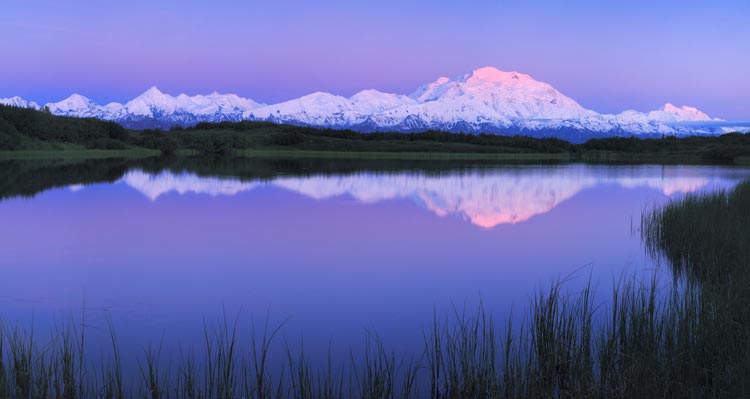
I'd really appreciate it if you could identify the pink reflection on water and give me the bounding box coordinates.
[121,165,738,228]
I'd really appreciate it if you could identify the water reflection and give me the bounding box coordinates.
[121,170,260,199]
[2,159,749,377]
[119,165,746,228]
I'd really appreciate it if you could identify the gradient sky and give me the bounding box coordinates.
[1,0,748,119]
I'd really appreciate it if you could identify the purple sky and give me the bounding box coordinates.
[1,0,748,119]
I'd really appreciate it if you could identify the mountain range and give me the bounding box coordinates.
[3,67,748,141]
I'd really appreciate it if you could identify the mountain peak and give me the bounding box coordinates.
[408,66,591,121]
[660,103,713,121]
[465,67,531,83]
[66,93,92,101]
[44,93,100,116]
[133,86,170,102]
[56,93,95,109]
[144,86,163,95]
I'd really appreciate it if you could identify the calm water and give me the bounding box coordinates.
[1,161,749,368]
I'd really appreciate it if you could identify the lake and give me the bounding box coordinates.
[1,159,749,373]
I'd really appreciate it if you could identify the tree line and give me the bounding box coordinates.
[2,104,749,162]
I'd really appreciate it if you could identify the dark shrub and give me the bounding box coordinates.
[269,131,305,146]
[87,138,129,150]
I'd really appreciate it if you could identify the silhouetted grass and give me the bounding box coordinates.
[1,182,749,398]
[0,282,742,398]
[642,181,750,283]
[639,181,750,396]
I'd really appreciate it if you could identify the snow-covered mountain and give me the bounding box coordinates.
[30,87,265,129]
[46,94,107,118]
[244,89,417,127]
[658,103,713,122]
[408,67,596,120]
[3,67,746,140]
[0,96,40,109]
[118,87,264,128]
[245,67,607,134]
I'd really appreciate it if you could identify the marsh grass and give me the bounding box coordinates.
[2,182,749,398]
[0,280,738,399]
[642,181,750,284]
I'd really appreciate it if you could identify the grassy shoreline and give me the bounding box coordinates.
[0,148,159,160]
[1,147,748,165]
[235,149,573,161]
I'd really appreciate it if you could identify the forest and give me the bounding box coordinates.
[2,104,750,163]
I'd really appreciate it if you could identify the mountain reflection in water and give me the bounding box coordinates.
[119,165,743,228]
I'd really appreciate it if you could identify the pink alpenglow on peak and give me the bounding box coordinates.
[660,103,716,122]
[409,66,595,121]
[464,67,534,84]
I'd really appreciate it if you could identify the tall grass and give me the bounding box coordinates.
[1,182,748,398]
[642,181,750,283]
[0,282,742,398]
[641,181,750,395]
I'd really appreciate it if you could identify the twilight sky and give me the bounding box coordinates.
[1,0,748,119]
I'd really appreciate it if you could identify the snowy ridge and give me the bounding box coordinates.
[0,96,40,109]
[34,87,265,129]
[3,67,744,139]
[242,67,734,139]
[47,94,107,118]
[245,89,417,127]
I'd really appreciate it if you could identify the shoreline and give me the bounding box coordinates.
[2,147,749,166]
